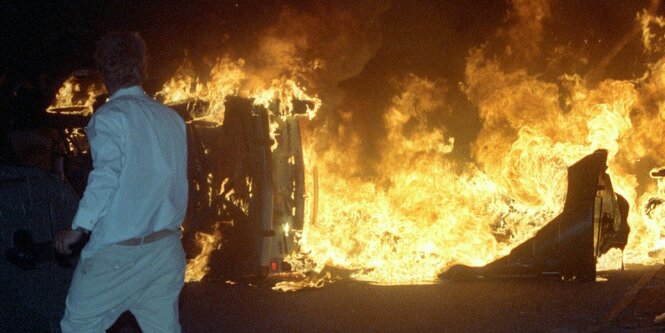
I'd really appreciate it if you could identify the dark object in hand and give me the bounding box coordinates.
[4,229,88,269]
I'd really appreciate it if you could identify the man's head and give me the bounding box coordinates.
[95,32,146,94]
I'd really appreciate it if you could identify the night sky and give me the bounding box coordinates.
[1,1,292,91]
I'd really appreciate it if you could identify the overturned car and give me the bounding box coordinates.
[440,149,630,282]
[153,96,307,279]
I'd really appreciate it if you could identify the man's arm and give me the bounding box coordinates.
[70,108,125,232]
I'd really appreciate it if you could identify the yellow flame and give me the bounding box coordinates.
[184,222,223,283]
[295,26,665,283]
[46,76,103,116]
[157,55,321,125]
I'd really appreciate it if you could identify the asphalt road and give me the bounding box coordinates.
[3,256,663,332]
[178,265,664,333]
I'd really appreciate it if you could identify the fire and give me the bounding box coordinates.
[292,5,665,284]
[46,76,104,116]
[298,75,567,283]
[156,56,247,123]
[182,3,665,285]
[48,2,665,286]
[156,55,321,125]
[184,222,222,283]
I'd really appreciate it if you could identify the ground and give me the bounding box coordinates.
[3,256,665,332]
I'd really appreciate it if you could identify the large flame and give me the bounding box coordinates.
[293,4,665,284]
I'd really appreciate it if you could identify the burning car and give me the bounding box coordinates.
[171,96,308,280]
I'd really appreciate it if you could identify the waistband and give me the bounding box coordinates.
[117,229,176,246]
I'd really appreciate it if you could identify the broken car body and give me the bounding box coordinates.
[440,149,630,282]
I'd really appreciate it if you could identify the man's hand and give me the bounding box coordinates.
[54,228,85,255]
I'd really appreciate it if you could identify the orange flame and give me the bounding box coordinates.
[184,222,222,283]
[46,76,103,116]
[294,10,665,283]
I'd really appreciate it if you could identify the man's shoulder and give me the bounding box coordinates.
[92,100,126,122]
[150,101,187,124]
[97,93,153,114]
[94,93,184,124]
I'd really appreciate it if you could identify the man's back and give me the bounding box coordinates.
[74,86,188,258]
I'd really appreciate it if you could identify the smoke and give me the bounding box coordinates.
[500,0,552,64]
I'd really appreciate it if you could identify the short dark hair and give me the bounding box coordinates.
[95,31,146,92]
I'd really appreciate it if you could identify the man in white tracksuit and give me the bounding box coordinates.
[54,31,188,332]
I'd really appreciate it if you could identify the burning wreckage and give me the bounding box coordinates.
[170,96,309,279]
[440,149,630,282]
[1,75,632,284]
[178,107,633,283]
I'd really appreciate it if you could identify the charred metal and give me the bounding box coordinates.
[440,149,630,282]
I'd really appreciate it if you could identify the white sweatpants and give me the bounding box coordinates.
[61,233,186,333]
